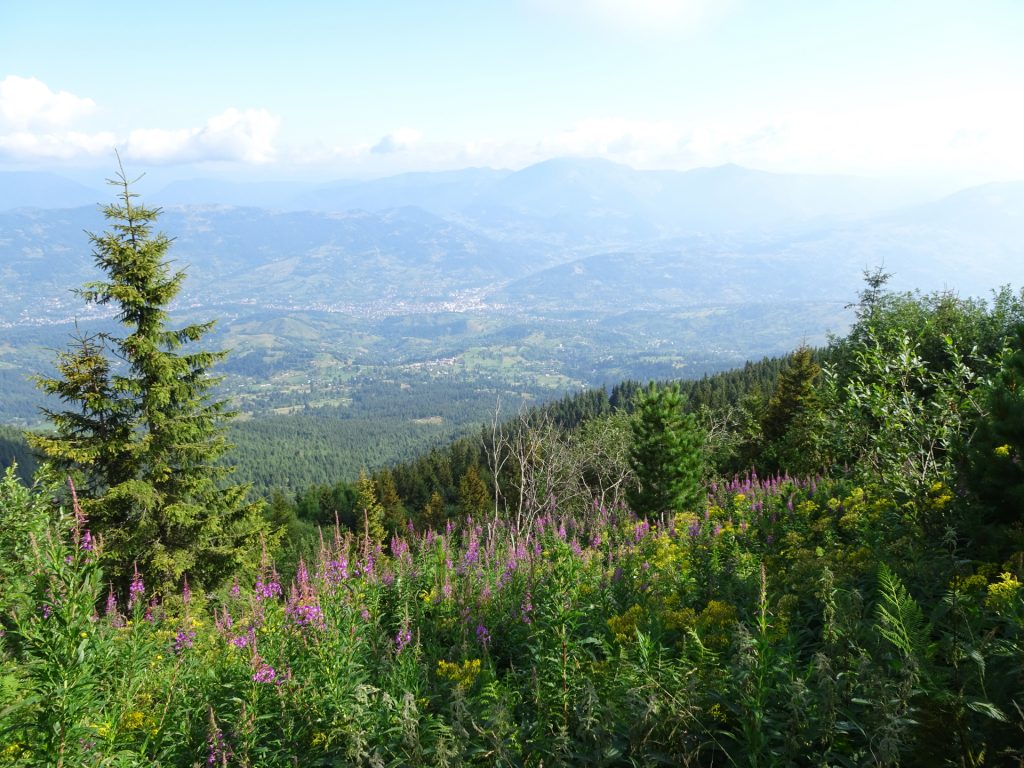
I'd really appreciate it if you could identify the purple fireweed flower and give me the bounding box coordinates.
[215,607,234,633]
[634,520,650,542]
[556,523,567,540]
[254,572,282,601]
[476,623,490,649]
[174,629,196,654]
[207,726,232,765]
[230,632,252,649]
[182,576,191,607]
[591,532,602,548]
[252,660,277,684]
[445,519,455,535]
[324,557,349,584]
[287,600,325,629]
[521,592,534,624]
[713,523,723,537]
[360,607,370,622]
[442,580,453,601]
[612,566,623,582]
[391,536,409,559]
[395,628,413,652]
[229,579,241,599]
[296,559,310,588]
[570,539,583,557]
[464,538,479,566]
[41,603,52,619]
[740,520,749,534]
[128,566,144,611]
[105,587,123,627]
[80,529,94,552]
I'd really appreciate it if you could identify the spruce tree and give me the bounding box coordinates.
[966,324,1024,528]
[457,464,491,519]
[30,166,269,593]
[627,382,704,517]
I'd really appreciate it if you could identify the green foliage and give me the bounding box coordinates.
[0,427,37,483]
[0,468,51,611]
[628,382,704,516]
[838,325,982,502]
[965,323,1024,529]
[27,168,269,594]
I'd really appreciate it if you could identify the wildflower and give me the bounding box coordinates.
[994,444,1011,457]
[395,627,413,653]
[986,572,1022,612]
[634,520,650,542]
[80,529,94,552]
[128,565,145,611]
[229,579,241,599]
[174,629,196,654]
[207,724,232,765]
[254,570,282,600]
[521,592,534,624]
[323,557,349,584]
[476,623,490,649]
[252,657,278,684]
[181,576,191,606]
[105,587,123,627]
[41,604,52,619]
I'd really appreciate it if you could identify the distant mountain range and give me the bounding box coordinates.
[2,159,1021,323]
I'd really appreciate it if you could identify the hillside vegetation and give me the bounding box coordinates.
[2,271,1023,766]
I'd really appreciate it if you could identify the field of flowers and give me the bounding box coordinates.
[2,470,1021,766]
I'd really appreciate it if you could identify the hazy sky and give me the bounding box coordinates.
[2,0,1021,184]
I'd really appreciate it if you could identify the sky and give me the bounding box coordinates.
[1,0,1022,186]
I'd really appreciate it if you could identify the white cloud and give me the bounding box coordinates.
[371,127,422,154]
[0,129,115,160]
[0,75,96,129]
[123,107,280,165]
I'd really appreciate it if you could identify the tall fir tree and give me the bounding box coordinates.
[627,382,704,517]
[760,346,823,474]
[356,469,386,548]
[457,464,491,520]
[30,165,270,593]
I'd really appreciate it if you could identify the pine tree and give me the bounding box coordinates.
[421,491,447,531]
[760,346,822,473]
[356,469,386,548]
[457,464,491,519]
[29,166,269,593]
[966,324,1024,528]
[627,382,704,517]
[374,467,407,534]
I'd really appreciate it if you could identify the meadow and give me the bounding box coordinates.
[1,465,1021,766]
